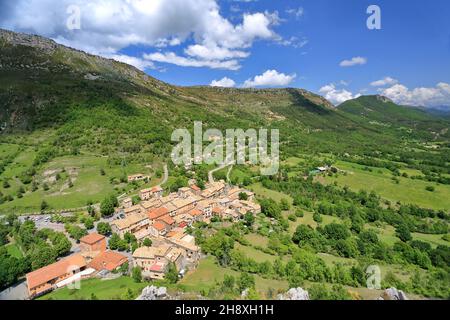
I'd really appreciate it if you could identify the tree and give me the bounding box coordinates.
[222,275,235,293]
[100,197,115,217]
[66,225,88,242]
[292,225,317,244]
[260,199,281,219]
[97,222,112,236]
[313,212,323,223]
[29,244,57,270]
[396,224,412,242]
[322,223,351,241]
[143,238,152,247]
[40,200,49,212]
[238,273,255,292]
[83,217,94,230]
[165,262,178,284]
[50,233,72,257]
[243,212,255,228]
[109,233,122,250]
[239,192,248,201]
[132,267,142,283]
[280,198,290,211]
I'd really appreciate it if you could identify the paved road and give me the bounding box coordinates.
[208,156,234,184]
[159,164,169,186]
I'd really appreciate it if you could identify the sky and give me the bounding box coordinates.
[1,0,450,108]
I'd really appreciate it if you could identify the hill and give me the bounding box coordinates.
[0,28,449,213]
[338,95,449,140]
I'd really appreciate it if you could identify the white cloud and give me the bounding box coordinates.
[243,70,296,88]
[0,0,280,70]
[319,83,360,105]
[277,36,308,49]
[371,77,398,87]
[380,82,450,108]
[210,77,236,87]
[143,52,241,70]
[286,7,304,19]
[185,44,249,60]
[339,56,367,67]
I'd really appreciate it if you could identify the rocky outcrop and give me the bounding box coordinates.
[378,288,409,300]
[136,286,168,300]
[277,288,310,300]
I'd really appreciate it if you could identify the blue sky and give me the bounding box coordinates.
[1,0,449,107]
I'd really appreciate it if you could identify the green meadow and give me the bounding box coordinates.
[322,160,450,210]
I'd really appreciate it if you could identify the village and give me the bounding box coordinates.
[24,178,261,299]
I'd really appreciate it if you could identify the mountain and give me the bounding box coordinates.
[338,95,450,140]
[0,28,448,163]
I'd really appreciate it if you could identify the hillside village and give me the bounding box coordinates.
[24,179,261,298]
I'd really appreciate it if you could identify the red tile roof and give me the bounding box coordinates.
[26,254,87,289]
[178,222,188,228]
[150,263,165,272]
[159,215,175,225]
[190,209,203,217]
[80,233,105,245]
[88,251,128,272]
[148,207,169,220]
[153,221,166,231]
[191,185,201,191]
[212,207,222,214]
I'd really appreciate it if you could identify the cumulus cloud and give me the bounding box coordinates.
[319,83,360,105]
[143,52,241,70]
[339,56,367,67]
[380,82,450,108]
[243,69,296,88]
[0,0,280,70]
[210,77,236,87]
[370,77,398,87]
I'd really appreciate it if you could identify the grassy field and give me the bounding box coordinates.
[0,152,163,214]
[249,182,293,204]
[235,243,277,263]
[179,257,289,297]
[5,243,23,258]
[321,160,450,210]
[412,232,449,248]
[244,233,269,248]
[39,277,147,300]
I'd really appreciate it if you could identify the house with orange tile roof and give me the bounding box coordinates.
[190,184,202,195]
[148,207,169,222]
[189,208,204,222]
[149,220,168,237]
[80,233,107,253]
[88,251,128,272]
[26,254,87,298]
[159,214,176,227]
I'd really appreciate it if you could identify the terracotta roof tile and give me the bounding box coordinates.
[26,254,87,289]
[148,207,169,220]
[88,251,128,272]
[80,233,105,245]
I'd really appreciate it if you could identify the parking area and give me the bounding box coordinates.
[0,281,28,301]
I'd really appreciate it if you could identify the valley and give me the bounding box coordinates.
[0,29,448,301]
